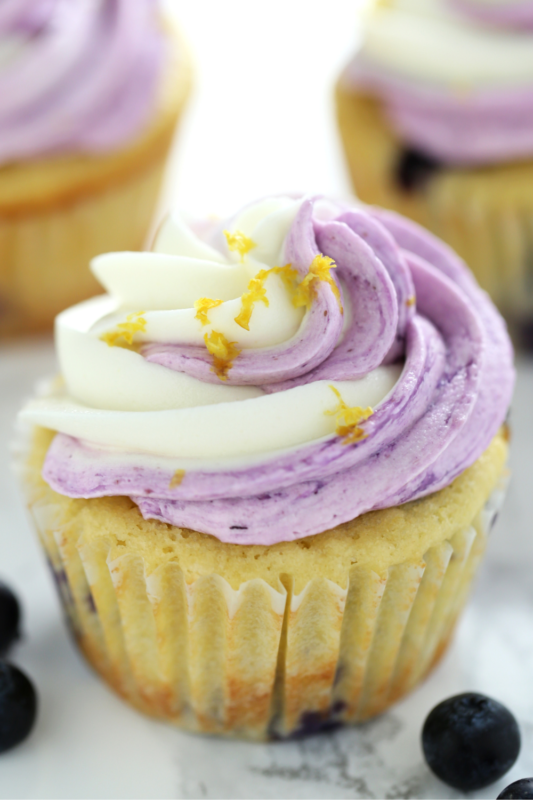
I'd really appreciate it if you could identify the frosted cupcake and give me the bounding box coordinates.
[336,0,533,344]
[17,194,513,740]
[0,0,191,337]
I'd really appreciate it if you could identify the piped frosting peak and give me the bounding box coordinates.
[20,194,514,544]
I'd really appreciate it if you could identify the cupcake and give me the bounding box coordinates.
[16,194,514,740]
[336,0,533,343]
[0,0,191,337]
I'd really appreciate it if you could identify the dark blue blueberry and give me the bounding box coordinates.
[498,779,533,799]
[0,583,20,655]
[269,709,342,740]
[395,147,442,192]
[289,710,342,739]
[422,692,521,792]
[0,662,37,754]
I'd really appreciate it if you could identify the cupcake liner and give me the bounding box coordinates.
[0,20,192,338]
[21,463,505,741]
[336,81,533,337]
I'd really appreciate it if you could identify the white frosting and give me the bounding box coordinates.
[91,200,305,349]
[20,197,401,461]
[54,297,264,412]
[361,0,533,87]
[22,369,400,459]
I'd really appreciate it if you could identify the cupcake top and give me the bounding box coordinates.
[20,195,514,545]
[0,0,166,164]
[344,0,533,164]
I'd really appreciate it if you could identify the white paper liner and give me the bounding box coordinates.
[19,444,505,740]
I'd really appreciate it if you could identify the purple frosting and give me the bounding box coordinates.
[346,57,533,165]
[448,0,533,28]
[42,199,515,545]
[0,0,165,163]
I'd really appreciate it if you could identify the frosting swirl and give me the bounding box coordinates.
[448,0,533,29]
[0,0,165,163]
[20,195,514,545]
[345,0,533,164]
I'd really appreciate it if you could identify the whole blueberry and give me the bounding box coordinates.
[498,779,533,799]
[422,692,521,792]
[0,583,20,655]
[0,662,37,754]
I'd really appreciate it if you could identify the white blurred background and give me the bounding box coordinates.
[163,0,362,216]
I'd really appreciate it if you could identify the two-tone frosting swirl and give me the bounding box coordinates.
[0,0,165,163]
[20,195,514,545]
[344,0,533,164]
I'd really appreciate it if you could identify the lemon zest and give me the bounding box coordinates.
[234,265,297,330]
[169,469,186,489]
[293,254,343,313]
[204,329,241,380]
[233,255,342,331]
[274,263,300,294]
[232,263,300,331]
[224,229,256,261]
[194,297,223,326]
[100,311,146,350]
[234,271,270,331]
[325,385,373,445]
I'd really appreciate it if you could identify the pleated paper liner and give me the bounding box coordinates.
[0,17,192,338]
[16,425,508,741]
[336,78,533,344]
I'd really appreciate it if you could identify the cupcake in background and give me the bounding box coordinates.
[0,0,191,337]
[16,193,513,739]
[336,0,533,344]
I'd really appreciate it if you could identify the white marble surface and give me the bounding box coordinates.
[1,1,533,798]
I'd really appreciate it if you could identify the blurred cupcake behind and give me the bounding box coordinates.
[0,0,191,337]
[336,0,533,343]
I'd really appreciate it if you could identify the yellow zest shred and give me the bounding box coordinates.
[194,297,223,326]
[100,311,147,350]
[234,271,270,331]
[232,263,303,331]
[232,253,343,334]
[224,229,256,261]
[293,254,343,313]
[204,329,241,380]
[169,469,186,489]
[274,263,300,294]
[325,385,373,445]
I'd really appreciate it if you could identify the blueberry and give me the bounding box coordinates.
[395,147,442,193]
[0,583,20,655]
[422,692,521,792]
[498,779,533,799]
[0,662,37,754]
